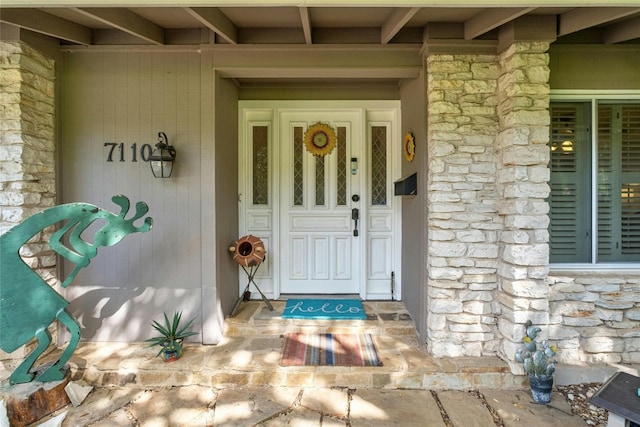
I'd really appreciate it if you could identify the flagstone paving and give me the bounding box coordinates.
[54,385,587,426]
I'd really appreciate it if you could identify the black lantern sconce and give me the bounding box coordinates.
[149,132,176,178]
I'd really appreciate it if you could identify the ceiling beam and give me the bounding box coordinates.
[0,8,92,45]
[464,7,534,40]
[559,7,640,36]
[603,16,640,44]
[184,7,237,45]
[381,7,420,44]
[299,7,312,44]
[73,8,164,45]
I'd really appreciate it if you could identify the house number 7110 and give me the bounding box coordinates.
[104,142,153,162]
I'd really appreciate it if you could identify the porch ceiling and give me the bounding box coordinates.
[1,1,639,84]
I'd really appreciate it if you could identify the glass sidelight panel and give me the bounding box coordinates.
[252,126,269,205]
[294,126,304,206]
[371,126,387,206]
[315,156,325,206]
[337,127,347,206]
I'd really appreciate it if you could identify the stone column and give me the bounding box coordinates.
[494,42,551,370]
[425,53,501,357]
[0,41,57,359]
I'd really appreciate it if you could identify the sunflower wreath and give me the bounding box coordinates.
[404,131,415,162]
[304,122,337,157]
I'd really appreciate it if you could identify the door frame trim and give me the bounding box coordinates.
[238,100,402,300]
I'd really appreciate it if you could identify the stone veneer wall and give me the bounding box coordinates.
[0,41,57,359]
[549,272,640,365]
[426,42,551,360]
[426,52,502,357]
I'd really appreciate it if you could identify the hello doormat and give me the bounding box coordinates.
[281,299,367,320]
[280,333,383,367]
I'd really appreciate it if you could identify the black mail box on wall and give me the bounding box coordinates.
[394,173,417,196]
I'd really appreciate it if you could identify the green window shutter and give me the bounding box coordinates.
[597,105,617,261]
[620,106,640,259]
[549,103,592,263]
[599,105,640,261]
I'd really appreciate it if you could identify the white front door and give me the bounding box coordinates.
[238,101,401,300]
[279,110,362,294]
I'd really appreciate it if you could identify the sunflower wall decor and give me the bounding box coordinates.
[304,122,337,157]
[404,131,415,162]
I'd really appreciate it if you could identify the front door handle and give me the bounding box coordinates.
[352,208,359,237]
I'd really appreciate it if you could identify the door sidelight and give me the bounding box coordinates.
[352,208,359,237]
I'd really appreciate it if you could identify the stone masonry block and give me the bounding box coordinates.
[583,336,625,353]
[503,244,548,266]
[528,265,550,279]
[429,242,466,257]
[549,301,595,316]
[627,309,640,321]
[501,279,548,298]
[625,338,640,352]
[455,230,485,242]
[563,317,602,327]
[502,145,549,166]
[429,279,467,289]
[503,183,550,200]
[463,301,491,315]
[501,307,549,325]
[431,300,463,314]
[466,244,498,258]
[505,214,549,230]
[497,263,528,280]
[430,267,463,280]
[428,314,447,331]
[548,325,580,340]
[497,293,530,311]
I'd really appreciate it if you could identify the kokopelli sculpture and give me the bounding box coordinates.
[0,195,152,385]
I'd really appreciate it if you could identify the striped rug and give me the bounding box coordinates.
[280,333,383,367]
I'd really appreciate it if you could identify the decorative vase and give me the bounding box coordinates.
[528,374,553,404]
[159,341,183,362]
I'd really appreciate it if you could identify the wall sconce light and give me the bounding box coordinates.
[149,132,176,178]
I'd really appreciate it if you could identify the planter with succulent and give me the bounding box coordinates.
[145,311,197,362]
[515,320,558,404]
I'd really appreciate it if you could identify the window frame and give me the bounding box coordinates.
[550,90,640,271]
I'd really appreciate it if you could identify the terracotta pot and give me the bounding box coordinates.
[230,235,266,267]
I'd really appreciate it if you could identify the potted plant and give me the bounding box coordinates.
[515,320,557,404]
[145,311,197,362]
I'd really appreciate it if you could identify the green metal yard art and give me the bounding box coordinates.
[0,195,152,385]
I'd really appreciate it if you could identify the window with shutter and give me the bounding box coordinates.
[549,99,640,265]
[619,105,640,259]
[548,103,591,263]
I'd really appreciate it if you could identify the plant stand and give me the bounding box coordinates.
[230,258,273,316]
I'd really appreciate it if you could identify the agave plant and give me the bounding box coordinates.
[145,311,197,359]
[515,320,557,378]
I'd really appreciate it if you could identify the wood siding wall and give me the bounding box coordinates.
[550,46,640,90]
[61,50,212,342]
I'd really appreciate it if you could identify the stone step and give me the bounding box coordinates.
[62,340,519,391]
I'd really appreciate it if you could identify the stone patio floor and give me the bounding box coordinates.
[1,300,632,425]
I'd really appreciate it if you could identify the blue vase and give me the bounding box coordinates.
[528,374,553,404]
